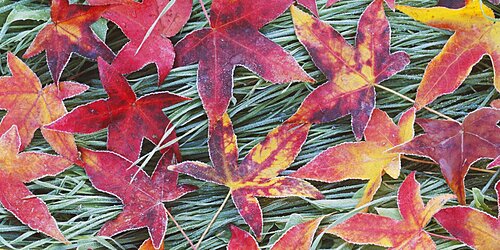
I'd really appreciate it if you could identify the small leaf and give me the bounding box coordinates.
[23,0,114,83]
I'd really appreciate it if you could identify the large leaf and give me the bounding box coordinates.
[289,0,409,140]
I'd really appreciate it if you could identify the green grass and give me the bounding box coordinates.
[0,0,499,249]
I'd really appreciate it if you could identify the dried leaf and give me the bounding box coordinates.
[174,0,313,122]
[292,108,415,208]
[88,0,192,84]
[46,58,189,162]
[169,114,323,238]
[23,0,114,83]
[327,172,455,249]
[0,126,72,242]
[397,0,500,109]
[435,181,500,249]
[289,0,409,139]
[0,53,87,161]
[391,107,500,204]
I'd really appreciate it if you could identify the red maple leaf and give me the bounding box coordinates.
[23,0,114,83]
[88,0,192,84]
[77,147,196,249]
[46,58,189,162]
[174,0,313,122]
[391,107,500,204]
[0,126,73,242]
[288,0,409,140]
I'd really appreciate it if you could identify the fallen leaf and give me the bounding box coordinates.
[0,126,73,242]
[292,108,415,208]
[174,0,313,122]
[227,216,323,250]
[23,0,114,83]
[435,181,500,249]
[327,172,455,249]
[46,58,189,162]
[297,0,395,16]
[397,0,500,109]
[88,0,192,85]
[77,147,196,249]
[169,113,323,239]
[0,52,88,161]
[289,0,409,140]
[390,107,500,204]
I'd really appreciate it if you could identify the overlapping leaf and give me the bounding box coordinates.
[0,126,73,242]
[327,172,455,249]
[289,0,410,140]
[23,0,114,83]
[227,216,323,250]
[292,108,415,208]
[0,53,88,161]
[77,147,196,249]
[88,0,192,84]
[391,107,500,204]
[435,181,500,249]
[169,114,323,238]
[47,58,189,163]
[174,0,313,122]
[397,0,500,109]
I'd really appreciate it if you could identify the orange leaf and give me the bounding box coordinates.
[327,172,455,249]
[289,0,409,139]
[0,53,87,161]
[292,108,415,208]
[138,238,165,250]
[169,114,323,239]
[23,0,114,83]
[0,126,73,242]
[397,0,500,109]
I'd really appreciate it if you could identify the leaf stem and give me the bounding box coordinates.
[198,0,211,26]
[196,191,231,249]
[374,84,455,121]
[166,209,196,250]
[427,232,458,241]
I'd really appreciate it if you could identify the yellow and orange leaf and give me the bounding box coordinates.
[0,53,88,161]
[292,108,415,208]
[288,0,410,139]
[169,114,323,239]
[435,181,500,249]
[397,0,500,109]
[23,0,114,83]
[327,172,455,249]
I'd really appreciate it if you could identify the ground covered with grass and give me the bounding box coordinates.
[0,0,499,249]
